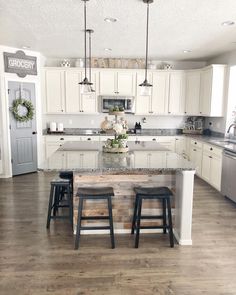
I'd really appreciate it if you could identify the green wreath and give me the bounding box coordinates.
[12,98,34,122]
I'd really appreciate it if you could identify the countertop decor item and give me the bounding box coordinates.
[11,98,34,122]
[79,0,93,94]
[60,59,71,67]
[139,0,154,96]
[75,58,84,68]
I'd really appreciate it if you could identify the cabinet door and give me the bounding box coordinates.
[117,72,136,96]
[199,68,212,115]
[135,73,152,115]
[45,70,65,113]
[152,72,169,114]
[134,151,149,168]
[185,71,201,115]
[80,152,98,169]
[168,72,185,115]
[48,151,66,169]
[210,155,222,191]
[175,137,186,155]
[65,71,81,113]
[99,71,116,95]
[190,147,202,176]
[45,143,62,158]
[149,152,166,168]
[201,152,211,182]
[81,72,99,114]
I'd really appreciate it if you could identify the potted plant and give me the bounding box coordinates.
[111,139,120,148]
[117,134,128,148]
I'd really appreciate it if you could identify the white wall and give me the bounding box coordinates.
[0,45,44,178]
[43,114,185,130]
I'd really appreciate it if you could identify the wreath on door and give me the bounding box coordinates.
[11,98,35,122]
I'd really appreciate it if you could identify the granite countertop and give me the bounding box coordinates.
[41,141,195,172]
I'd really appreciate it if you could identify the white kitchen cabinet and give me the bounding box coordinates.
[151,72,169,114]
[189,140,203,177]
[133,151,149,168]
[185,71,201,115]
[44,70,65,114]
[99,70,135,96]
[65,70,98,114]
[135,73,153,115]
[175,137,186,156]
[67,151,98,169]
[168,71,185,115]
[201,143,222,190]
[199,65,226,116]
[133,151,166,168]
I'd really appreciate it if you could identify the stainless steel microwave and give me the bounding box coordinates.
[100,96,135,113]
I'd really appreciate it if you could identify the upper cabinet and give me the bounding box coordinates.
[99,70,136,96]
[44,69,65,113]
[185,70,201,116]
[168,71,185,115]
[135,71,185,115]
[199,65,226,117]
[42,68,98,114]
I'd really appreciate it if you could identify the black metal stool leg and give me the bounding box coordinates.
[162,198,167,234]
[131,196,138,235]
[67,184,73,230]
[46,185,55,229]
[75,198,83,250]
[135,197,142,248]
[108,196,115,249]
[167,197,174,248]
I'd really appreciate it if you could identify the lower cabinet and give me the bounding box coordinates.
[189,145,203,176]
[201,144,222,191]
[134,151,166,168]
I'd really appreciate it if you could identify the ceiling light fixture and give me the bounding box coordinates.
[86,29,95,92]
[79,0,93,94]
[139,0,153,96]
[104,48,112,51]
[22,46,30,49]
[104,17,117,23]
[183,50,191,53]
[221,21,235,26]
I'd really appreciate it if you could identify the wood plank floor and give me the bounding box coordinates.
[1,172,236,295]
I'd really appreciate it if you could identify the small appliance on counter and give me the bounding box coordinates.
[47,122,65,134]
[134,122,142,134]
[182,117,204,135]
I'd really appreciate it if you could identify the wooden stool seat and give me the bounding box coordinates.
[77,187,114,197]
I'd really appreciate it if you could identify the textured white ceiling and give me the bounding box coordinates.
[0,0,236,60]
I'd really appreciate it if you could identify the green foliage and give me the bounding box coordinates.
[11,99,34,122]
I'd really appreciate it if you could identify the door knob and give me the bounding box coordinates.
[32,131,37,135]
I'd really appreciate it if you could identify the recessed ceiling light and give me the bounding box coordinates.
[104,48,112,51]
[104,17,117,23]
[221,21,235,26]
[22,46,31,49]
[183,50,191,53]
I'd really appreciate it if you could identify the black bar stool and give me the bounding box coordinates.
[59,171,73,197]
[131,186,174,248]
[46,178,73,230]
[75,187,115,250]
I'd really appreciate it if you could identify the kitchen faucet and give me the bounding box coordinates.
[227,123,236,133]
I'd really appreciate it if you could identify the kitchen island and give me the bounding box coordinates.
[42,141,195,245]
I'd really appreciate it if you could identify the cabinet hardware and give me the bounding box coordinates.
[168,112,171,114]
[87,138,91,141]
[210,148,213,151]
[209,156,212,159]
[152,138,156,141]
[60,138,64,140]
[193,149,197,151]
[195,142,197,145]
[61,110,64,112]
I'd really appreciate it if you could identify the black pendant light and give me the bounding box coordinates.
[86,29,95,92]
[139,0,153,96]
[79,0,93,94]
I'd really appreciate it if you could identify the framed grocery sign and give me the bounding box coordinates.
[4,50,37,78]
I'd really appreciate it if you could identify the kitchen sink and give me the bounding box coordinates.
[79,130,100,135]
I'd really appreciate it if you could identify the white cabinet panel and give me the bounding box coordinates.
[185,71,201,115]
[99,71,116,95]
[189,147,202,176]
[201,153,211,182]
[200,68,212,115]
[133,151,149,168]
[168,72,185,115]
[117,72,136,96]
[152,72,168,114]
[65,71,81,113]
[210,156,222,191]
[135,95,151,115]
[45,70,65,113]
[175,137,186,155]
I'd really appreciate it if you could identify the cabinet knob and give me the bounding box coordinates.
[209,156,212,159]
[193,149,197,151]
[210,148,213,151]
[184,112,187,114]
[168,112,171,114]
[152,138,156,141]
[195,142,197,145]
[200,112,202,114]
[87,138,91,141]
[60,138,64,140]
[61,110,64,112]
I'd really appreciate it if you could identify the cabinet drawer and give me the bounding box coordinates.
[45,136,81,143]
[190,139,203,149]
[80,136,100,141]
[203,143,222,157]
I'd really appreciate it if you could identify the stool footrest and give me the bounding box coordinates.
[81,216,109,220]
[139,225,170,230]
[140,215,164,220]
[50,216,70,220]
[80,226,111,231]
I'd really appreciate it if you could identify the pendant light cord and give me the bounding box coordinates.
[145,2,150,81]
[84,0,87,79]
[89,31,92,82]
